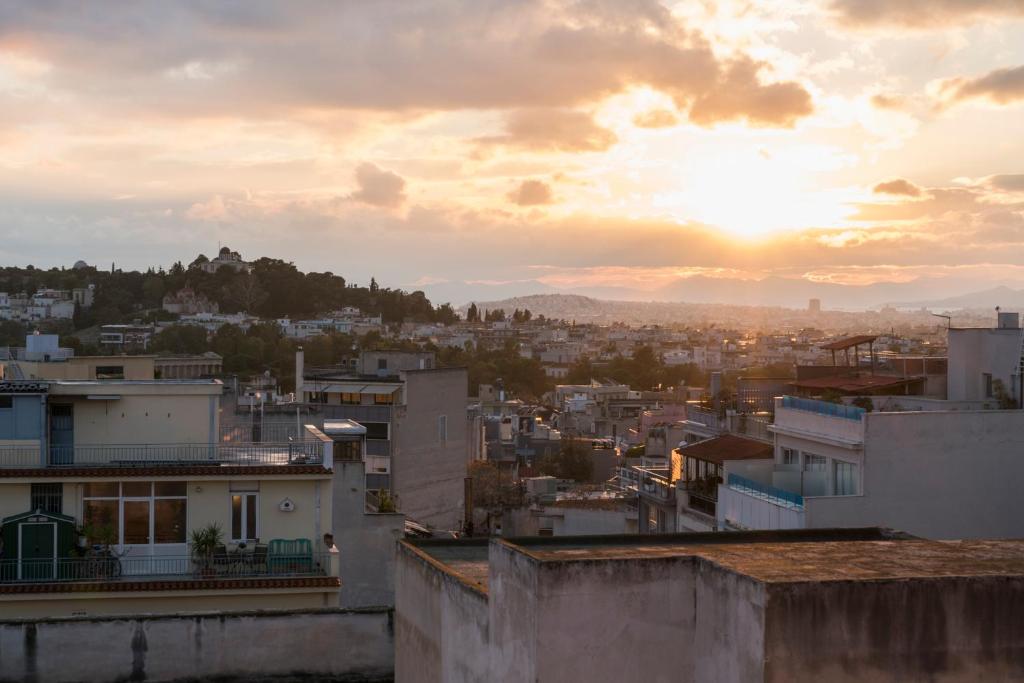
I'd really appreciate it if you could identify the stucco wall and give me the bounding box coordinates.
[947,327,1023,402]
[0,588,336,619]
[395,543,489,683]
[332,459,404,608]
[0,607,393,682]
[763,576,1024,682]
[0,484,30,523]
[393,369,468,530]
[807,410,1024,539]
[533,554,698,683]
[488,541,540,683]
[692,558,766,682]
[68,393,217,445]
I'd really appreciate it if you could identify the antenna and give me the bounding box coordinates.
[931,313,951,330]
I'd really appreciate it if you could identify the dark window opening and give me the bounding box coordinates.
[31,483,63,514]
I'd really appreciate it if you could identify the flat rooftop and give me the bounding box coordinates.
[405,529,1024,595]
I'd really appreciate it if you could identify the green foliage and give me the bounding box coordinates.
[438,339,552,400]
[189,522,225,565]
[851,396,874,412]
[150,325,210,355]
[567,346,705,391]
[539,441,594,482]
[0,257,457,331]
[468,460,523,510]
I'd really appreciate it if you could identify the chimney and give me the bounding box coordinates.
[295,346,304,397]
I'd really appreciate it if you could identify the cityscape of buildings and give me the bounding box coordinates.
[2,1,1024,680]
[1,249,1024,680]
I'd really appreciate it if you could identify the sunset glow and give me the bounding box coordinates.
[0,1,1023,301]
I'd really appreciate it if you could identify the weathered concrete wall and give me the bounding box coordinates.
[0,607,393,682]
[332,458,404,608]
[488,541,539,683]
[692,558,766,682]
[764,576,1024,682]
[395,542,489,683]
[393,369,468,530]
[534,554,698,683]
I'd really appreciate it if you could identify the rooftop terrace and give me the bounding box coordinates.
[406,528,1024,595]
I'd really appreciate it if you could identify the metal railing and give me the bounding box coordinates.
[0,442,324,468]
[685,405,723,429]
[0,552,333,584]
[727,472,804,509]
[781,396,864,422]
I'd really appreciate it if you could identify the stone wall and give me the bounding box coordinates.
[0,607,393,683]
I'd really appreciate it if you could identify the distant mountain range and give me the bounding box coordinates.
[418,277,1024,312]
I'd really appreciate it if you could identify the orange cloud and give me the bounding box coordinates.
[508,180,554,206]
[480,109,617,153]
[348,163,406,208]
[831,0,1024,28]
[873,179,922,197]
[632,109,679,129]
[938,65,1024,106]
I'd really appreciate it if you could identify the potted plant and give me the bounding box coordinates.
[190,522,224,578]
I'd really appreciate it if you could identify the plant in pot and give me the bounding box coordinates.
[190,523,224,578]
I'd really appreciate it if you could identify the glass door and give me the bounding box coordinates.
[120,499,152,574]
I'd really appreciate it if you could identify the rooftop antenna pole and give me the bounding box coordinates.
[931,313,951,330]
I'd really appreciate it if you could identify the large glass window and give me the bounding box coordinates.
[834,461,858,496]
[340,392,361,405]
[804,454,827,472]
[373,393,394,405]
[82,481,187,547]
[231,492,259,542]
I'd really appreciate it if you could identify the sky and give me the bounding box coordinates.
[1,0,1024,305]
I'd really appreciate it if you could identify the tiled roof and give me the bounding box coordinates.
[0,576,340,594]
[0,465,331,478]
[677,434,773,464]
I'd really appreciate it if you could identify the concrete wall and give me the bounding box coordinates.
[393,369,468,530]
[718,485,805,530]
[18,356,156,381]
[65,392,218,446]
[807,410,1024,539]
[763,576,1024,682]
[692,558,766,682]
[332,459,404,608]
[0,588,337,619]
[532,553,698,683]
[395,543,489,683]
[947,327,1023,402]
[0,483,30,522]
[0,607,393,682]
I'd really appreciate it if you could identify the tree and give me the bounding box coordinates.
[467,460,523,534]
[225,273,269,313]
[466,303,479,323]
[150,325,210,355]
[539,441,593,482]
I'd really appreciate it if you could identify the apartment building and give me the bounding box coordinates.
[0,376,348,617]
[300,350,467,530]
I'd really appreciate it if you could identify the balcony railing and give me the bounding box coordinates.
[0,552,333,584]
[781,396,864,422]
[727,472,804,509]
[0,442,324,469]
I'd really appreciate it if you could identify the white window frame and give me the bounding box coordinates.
[230,492,259,543]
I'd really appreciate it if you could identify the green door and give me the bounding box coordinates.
[21,523,55,580]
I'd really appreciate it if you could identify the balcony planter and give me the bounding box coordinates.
[189,523,224,578]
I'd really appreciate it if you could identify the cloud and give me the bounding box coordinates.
[348,163,406,208]
[939,65,1024,106]
[687,58,813,128]
[831,0,1024,28]
[989,175,1024,192]
[633,109,679,128]
[481,109,618,152]
[508,180,554,206]
[0,1,812,127]
[870,93,906,110]
[873,179,922,197]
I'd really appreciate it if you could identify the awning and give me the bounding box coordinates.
[357,384,401,395]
